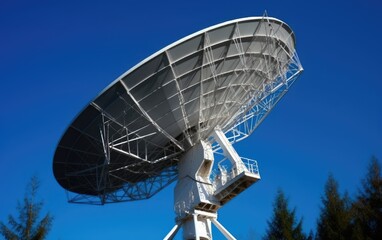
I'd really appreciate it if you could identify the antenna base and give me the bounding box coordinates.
[164,210,236,240]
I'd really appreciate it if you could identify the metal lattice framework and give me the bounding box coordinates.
[53,15,302,204]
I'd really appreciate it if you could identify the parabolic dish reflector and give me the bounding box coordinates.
[53,16,302,204]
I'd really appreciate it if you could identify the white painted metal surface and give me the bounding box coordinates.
[53,14,302,206]
[53,13,303,240]
[168,133,259,239]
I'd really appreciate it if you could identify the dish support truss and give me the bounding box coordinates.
[63,15,303,205]
[64,112,181,204]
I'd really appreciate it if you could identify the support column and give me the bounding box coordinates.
[212,127,246,173]
[210,218,236,240]
[166,210,237,240]
[164,223,182,240]
[165,139,241,239]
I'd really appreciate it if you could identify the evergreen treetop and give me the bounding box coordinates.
[316,174,352,240]
[352,157,382,240]
[264,189,307,240]
[0,176,53,240]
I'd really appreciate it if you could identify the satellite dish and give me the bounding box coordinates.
[53,15,302,239]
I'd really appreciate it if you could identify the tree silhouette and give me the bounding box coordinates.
[0,176,53,240]
[264,189,306,240]
[316,174,352,240]
[352,157,382,240]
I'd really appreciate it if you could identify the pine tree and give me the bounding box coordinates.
[0,176,53,240]
[306,230,314,240]
[352,157,382,240]
[316,174,352,240]
[264,189,306,240]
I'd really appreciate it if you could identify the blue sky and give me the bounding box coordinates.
[1,0,381,239]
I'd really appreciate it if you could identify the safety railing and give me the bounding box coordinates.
[211,157,259,191]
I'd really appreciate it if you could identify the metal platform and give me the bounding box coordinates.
[214,169,260,205]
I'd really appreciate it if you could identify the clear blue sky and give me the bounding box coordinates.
[1,0,381,239]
